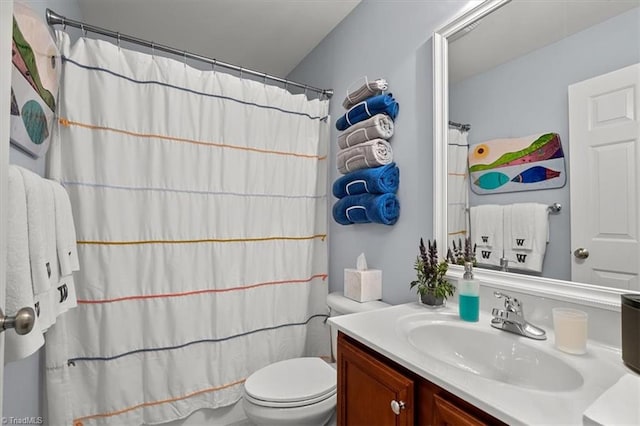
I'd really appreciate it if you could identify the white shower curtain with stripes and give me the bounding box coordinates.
[447,128,469,248]
[46,33,330,426]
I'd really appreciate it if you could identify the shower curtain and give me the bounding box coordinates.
[46,33,330,425]
[447,128,469,250]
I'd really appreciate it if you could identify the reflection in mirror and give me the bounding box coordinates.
[448,0,640,289]
[433,0,640,309]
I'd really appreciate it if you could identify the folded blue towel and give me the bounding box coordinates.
[332,193,400,225]
[336,93,399,131]
[333,163,399,198]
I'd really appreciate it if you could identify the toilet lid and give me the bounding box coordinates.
[244,357,336,404]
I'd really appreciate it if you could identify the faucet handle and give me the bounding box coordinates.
[493,291,522,313]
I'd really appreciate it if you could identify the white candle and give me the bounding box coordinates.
[552,308,588,355]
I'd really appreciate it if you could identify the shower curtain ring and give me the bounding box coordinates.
[62,18,66,31]
[284,80,288,90]
[263,73,267,85]
[239,67,243,79]
[304,85,308,96]
[151,42,155,58]
[183,50,187,67]
[81,24,87,38]
[116,33,121,50]
[212,59,217,72]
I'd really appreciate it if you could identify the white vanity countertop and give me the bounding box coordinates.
[329,302,634,426]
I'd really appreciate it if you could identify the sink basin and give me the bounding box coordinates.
[398,314,583,391]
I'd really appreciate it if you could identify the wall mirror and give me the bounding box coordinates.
[433,0,640,310]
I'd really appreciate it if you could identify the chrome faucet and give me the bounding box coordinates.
[490,291,546,340]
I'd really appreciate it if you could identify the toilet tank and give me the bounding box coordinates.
[326,292,389,360]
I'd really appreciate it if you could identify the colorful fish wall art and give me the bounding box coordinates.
[468,133,566,195]
[10,3,61,158]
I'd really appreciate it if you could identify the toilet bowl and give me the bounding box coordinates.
[242,292,389,426]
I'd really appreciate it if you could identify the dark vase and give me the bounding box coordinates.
[420,291,445,308]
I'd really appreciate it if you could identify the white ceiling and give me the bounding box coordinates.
[449,0,640,83]
[77,0,361,77]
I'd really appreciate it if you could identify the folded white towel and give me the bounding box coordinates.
[49,181,80,275]
[44,180,79,318]
[583,374,640,426]
[337,139,393,174]
[17,167,51,296]
[470,205,503,267]
[508,203,547,250]
[37,181,59,332]
[503,204,549,273]
[5,166,44,363]
[337,114,394,149]
[53,274,77,317]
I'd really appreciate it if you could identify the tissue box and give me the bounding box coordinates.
[344,269,382,302]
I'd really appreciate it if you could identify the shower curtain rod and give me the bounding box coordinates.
[449,120,471,132]
[45,9,333,98]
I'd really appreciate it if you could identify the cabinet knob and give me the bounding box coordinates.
[390,399,406,415]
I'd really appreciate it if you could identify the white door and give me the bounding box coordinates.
[569,63,640,290]
[1,0,15,416]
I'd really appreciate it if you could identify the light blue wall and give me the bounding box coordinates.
[449,7,640,281]
[288,0,472,305]
[5,0,83,419]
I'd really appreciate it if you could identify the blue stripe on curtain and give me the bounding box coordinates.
[62,56,330,121]
[68,314,329,363]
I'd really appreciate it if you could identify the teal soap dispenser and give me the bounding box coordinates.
[459,262,480,322]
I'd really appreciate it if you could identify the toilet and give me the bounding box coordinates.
[242,292,389,426]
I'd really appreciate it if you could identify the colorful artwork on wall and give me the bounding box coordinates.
[468,133,566,195]
[10,3,60,158]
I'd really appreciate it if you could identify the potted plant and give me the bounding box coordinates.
[447,236,477,266]
[410,238,455,307]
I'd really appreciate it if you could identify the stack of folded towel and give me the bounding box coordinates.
[5,165,79,364]
[332,78,400,225]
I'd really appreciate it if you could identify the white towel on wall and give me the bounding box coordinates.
[45,180,79,318]
[17,167,51,296]
[5,166,44,363]
[470,205,504,267]
[50,180,80,275]
[36,181,60,332]
[503,203,549,273]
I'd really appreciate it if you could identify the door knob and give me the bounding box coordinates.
[573,248,590,259]
[0,307,36,335]
[390,399,406,415]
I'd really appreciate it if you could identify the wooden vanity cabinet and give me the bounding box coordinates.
[337,332,506,426]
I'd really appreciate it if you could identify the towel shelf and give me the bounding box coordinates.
[0,306,35,335]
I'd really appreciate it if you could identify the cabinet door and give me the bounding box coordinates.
[432,394,490,426]
[338,333,414,426]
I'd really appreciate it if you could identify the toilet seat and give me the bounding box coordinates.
[244,357,337,408]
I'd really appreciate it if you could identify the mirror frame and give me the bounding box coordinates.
[433,0,634,312]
